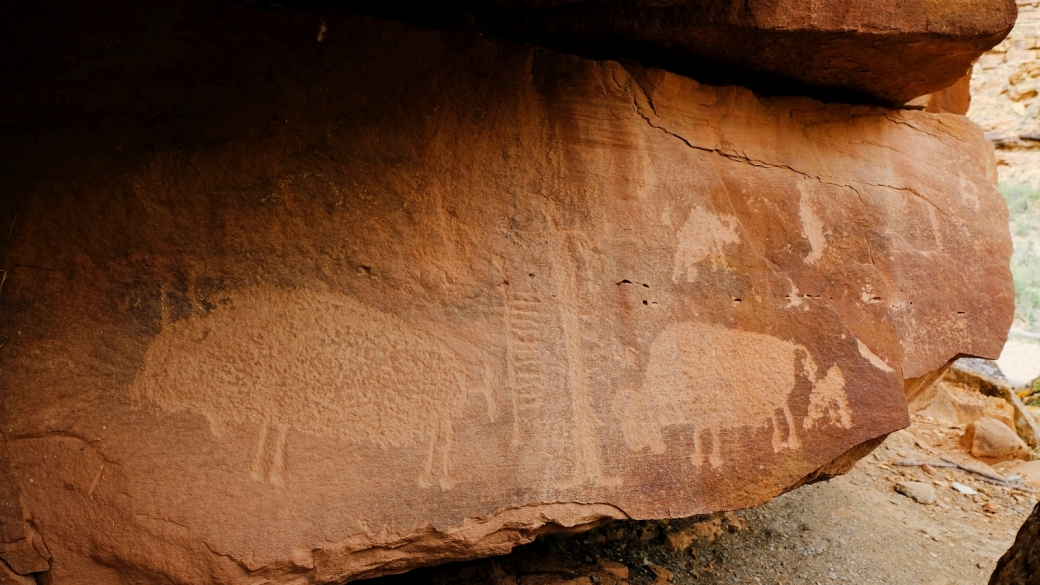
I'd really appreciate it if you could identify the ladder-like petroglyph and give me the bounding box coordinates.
[129,286,497,490]
[501,200,617,488]
[614,321,852,469]
[504,289,551,446]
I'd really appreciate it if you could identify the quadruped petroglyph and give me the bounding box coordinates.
[614,322,852,469]
[672,204,740,283]
[129,286,497,490]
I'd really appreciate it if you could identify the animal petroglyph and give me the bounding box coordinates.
[129,286,497,489]
[804,366,852,431]
[614,322,852,469]
[672,205,740,283]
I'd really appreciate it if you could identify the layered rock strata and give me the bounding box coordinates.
[0,2,1015,583]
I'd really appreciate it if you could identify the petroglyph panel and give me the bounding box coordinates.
[503,288,552,446]
[0,14,1012,583]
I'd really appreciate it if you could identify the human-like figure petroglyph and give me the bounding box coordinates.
[672,205,740,283]
[129,286,497,489]
[798,183,828,265]
[614,322,851,469]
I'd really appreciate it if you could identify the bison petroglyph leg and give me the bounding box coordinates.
[708,429,722,469]
[770,413,785,453]
[782,403,801,449]
[250,419,271,483]
[250,420,288,486]
[691,430,706,467]
[268,423,288,487]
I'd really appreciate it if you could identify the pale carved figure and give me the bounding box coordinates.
[614,321,852,468]
[129,286,497,489]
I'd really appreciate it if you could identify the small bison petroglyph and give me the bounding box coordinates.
[129,286,497,489]
[614,321,851,468]
[672,205,740,283]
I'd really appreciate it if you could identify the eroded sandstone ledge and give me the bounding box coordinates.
[363,0,1017,104]
[0,3,1015,584]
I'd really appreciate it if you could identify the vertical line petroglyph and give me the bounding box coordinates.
[544,206,618,489]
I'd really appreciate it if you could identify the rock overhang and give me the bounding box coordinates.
[0,1,1018,583]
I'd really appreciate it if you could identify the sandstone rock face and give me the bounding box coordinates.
[0,2,1015,584]
[456,0,1017,104]
[989,502,1040,584]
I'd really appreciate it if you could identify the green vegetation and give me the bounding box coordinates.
[1001,183,1040,331]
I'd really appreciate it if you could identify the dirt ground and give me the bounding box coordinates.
[368,413,1036,585]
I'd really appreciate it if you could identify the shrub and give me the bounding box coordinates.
[1000,183,1040,331]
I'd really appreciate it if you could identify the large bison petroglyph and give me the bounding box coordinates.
[614,322,852,468]
[129,286,497,489]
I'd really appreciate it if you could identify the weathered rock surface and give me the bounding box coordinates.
[0,1,1015,584]
[990,502,1040,584]
[449,0,1017,104]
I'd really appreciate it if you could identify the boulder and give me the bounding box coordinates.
[1006,460,1040,488]
[961,417,1033,461]
[941,358,1040,447]
[442,0,1018,104]
[0,1,1015,584]
[921,385,1016,429]
[989,502,1040,585]
[894,481,938,505]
